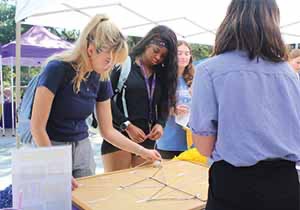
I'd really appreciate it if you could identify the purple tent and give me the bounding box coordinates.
[1,25,73,66]
[0,26,73,136]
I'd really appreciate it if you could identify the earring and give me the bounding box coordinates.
[161,63,165,67]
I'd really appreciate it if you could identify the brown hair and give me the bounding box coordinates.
[213,0,287,62]
[178,40,195,87]
[289,49,300,60]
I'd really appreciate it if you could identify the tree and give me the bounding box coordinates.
[0,1,31,45]
[0,2,16,44]
[127,36,141,51]
[190,44,212,61]
[48,28,79,43]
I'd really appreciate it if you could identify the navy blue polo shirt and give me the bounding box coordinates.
[38,60,113,142]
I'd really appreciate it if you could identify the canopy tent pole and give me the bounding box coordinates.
[16,21,21,147]
[0,50,5,136]
[10,57,15,137]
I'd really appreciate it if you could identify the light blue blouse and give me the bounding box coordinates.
[190,50,300,167]
[156,77,190,151]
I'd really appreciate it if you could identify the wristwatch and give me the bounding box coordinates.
[120,121,131,131]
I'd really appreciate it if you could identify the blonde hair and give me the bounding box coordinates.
[289,49,300,60]
[46,14,128,93]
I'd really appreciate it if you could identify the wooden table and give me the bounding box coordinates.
[72,160,208,210]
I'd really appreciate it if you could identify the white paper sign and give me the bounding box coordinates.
[12,146,72,210]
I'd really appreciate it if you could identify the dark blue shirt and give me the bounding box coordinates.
[38,60,113,142]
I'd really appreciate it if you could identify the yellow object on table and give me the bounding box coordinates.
[173,148,208,165]
[172,127,208,165]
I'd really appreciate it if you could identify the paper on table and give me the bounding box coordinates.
[12,146,72,210]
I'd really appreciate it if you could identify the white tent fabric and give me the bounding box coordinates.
[15,0,300,45]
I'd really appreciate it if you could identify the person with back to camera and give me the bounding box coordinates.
[156,40,195,159]
[288,49,300,79]
[190,0,300,209]
[30,14,161,190]
[101,25,178,172]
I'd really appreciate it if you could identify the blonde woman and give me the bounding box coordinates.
[31,15,161,189]
[289,49,300,77]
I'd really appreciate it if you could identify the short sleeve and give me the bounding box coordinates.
[38,60,66,95]
[189,64,218,136]
[96,80,113,102]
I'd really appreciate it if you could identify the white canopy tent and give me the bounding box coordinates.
[13,0,300,144]
[15,0,300,44]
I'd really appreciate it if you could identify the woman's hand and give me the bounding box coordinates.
[147,124,163,140]
[126,124,146,143]
[72,177,79,191]
[175,104,190,116]
[138,147,162,162]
